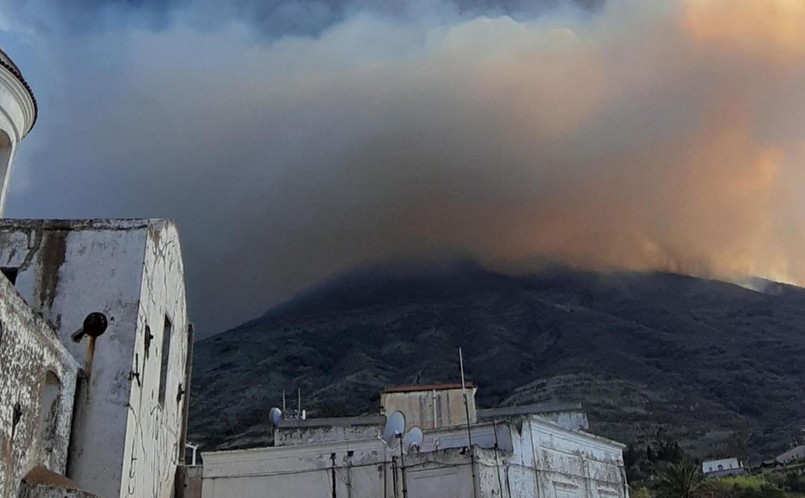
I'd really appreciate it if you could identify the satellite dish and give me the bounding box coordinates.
[403,426,423,451]
[268,407,283,426]
[383,411,406,445]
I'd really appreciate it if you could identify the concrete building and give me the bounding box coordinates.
[702,457,743,478]
[201,385,629,498]
[0,49,194,498]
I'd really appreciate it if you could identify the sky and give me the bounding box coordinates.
[0,0,804,338]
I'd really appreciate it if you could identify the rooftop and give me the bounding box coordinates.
[0,218,169,231]
[383,383,475,393]
[278,415,384,428]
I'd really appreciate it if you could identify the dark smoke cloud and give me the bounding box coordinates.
[3,0,805,337]
[10,0,603,36]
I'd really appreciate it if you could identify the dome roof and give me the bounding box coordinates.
[0,48,37,131]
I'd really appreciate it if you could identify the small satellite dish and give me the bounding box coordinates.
[403,426,423,451]
[268,407,283,426]
[383,411,406,445]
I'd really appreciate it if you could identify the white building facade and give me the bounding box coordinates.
[701,457,743,478]
[0,48,194,498]
[201,387,629,498]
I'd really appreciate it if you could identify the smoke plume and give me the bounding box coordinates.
[3,0,805,335]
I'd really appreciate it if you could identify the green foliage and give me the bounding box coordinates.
[654,460,706,498]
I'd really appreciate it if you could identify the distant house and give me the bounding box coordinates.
[776,445,805,465]
[702,457,744,478]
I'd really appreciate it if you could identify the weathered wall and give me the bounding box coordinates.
[202,439,390,498]
[509,417,629,498]
[274,416,384,446]
[0,272,79,498]
[381,387,477,431]
[121,221,189,498]
[200,415,628,498]
[0,220,149,498]
[0,219,191,498]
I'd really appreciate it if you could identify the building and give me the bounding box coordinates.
[701,457,744,478]
[0,49,194,498]
[0,49,36,216]
[776,445,805,465]
[201,384,630,498]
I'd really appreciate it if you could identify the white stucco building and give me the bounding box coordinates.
[201,385,629,498]
[0,49,36,216]
[0,49,194,498]
[701,457,743,478]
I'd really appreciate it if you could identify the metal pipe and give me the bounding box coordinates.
[432,389,438,428]
[331,453,337,498]
[493,419,504,497]
[459,347,479,498]
[399,435,408,498]
[391,456,398,498]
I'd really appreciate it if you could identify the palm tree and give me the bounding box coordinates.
[654,460,705,498]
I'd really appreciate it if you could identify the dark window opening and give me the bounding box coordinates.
[1,267,18,285]
[39,371,61,469]
[158,316,172,406]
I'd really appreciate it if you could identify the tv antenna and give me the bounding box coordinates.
[459,347,479,498]
[268,407,283,427]
[403,426,423,452]
[381,412,424,498]
[382,411,406,447]
[280,388,306,420]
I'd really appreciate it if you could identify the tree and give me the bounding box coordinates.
[654,460,705,498]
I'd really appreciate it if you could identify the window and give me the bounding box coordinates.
[717,464,724,471]
[158,316,172,406]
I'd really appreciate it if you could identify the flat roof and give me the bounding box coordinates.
[383,383,475,393]
[278,415,385,428]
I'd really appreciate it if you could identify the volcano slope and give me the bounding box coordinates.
[189,264,805,461]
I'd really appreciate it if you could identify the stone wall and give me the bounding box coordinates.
[0,273,79,498]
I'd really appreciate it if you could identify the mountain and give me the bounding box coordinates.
[188,263,805,462]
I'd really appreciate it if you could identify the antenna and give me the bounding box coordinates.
[459,347,479,498]
[383,411,406,446]
[403,426,423,451]
[268,407,283,426]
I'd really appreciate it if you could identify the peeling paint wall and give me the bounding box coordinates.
[0,272,79,498]
[121,221,189,498]
[0,219,190,498]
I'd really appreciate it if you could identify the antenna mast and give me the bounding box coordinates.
[459,347,478,498]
